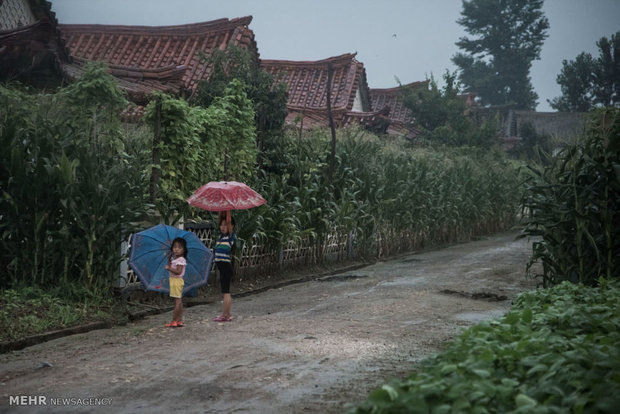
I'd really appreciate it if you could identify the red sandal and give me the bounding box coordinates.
[165,321,178,328]
[212,315,232,322]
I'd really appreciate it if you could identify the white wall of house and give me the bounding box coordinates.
[352,88,364,112]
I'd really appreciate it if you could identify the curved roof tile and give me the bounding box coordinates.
[261,53,371,113]
[58,16,258,93]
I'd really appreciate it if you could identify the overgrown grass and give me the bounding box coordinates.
[0,286,126,343]
[347,279,620,413]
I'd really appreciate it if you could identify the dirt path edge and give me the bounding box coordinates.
[0,262,371,354]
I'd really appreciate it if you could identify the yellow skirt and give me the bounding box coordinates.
[169,277,184,298]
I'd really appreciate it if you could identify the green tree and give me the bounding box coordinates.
[549,31,620,111]
[191,45,288,171]
[452,0,549,110]
[400,72,467,143]
[400,71,498,147]
[400,73,461,132]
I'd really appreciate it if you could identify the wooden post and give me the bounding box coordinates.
[149,97,162,203]
[326,62,337,188]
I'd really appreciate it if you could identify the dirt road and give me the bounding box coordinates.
[1,232,538,413]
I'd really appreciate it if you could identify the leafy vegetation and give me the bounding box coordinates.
[400,71,500,146]
[145,78,257,223]
[190,45,289,173]
[520,108,620,286]
[0,63,148,295]
[550,31,620,112]
[229,127,520,257]
[348,108,619,414]
[348,278,620,413]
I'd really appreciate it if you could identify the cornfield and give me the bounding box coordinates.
[225,129,520,269]
[520,108,620,287]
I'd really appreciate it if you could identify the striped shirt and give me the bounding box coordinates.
[214,232,236,262]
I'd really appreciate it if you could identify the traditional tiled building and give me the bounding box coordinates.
[261,53,394,133]
[59,17,258,104]
[1,0,259,104]
[1,0,422,137]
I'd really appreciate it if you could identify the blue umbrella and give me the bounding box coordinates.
[128,224,213,295]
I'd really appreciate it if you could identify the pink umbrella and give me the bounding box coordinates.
[187,181,267,212]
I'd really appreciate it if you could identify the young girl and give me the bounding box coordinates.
[213,213,236,322]
[164,237,187,327]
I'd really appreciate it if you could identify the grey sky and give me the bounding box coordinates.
[50,0,620,112]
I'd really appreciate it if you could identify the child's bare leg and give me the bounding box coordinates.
[174,298,183,321]
[222,293,231,317]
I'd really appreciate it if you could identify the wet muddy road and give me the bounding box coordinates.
[1,232,538,413]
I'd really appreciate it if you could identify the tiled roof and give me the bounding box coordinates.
[62,57,184,104]
[262,53,384,130]
[369,81,426,124]
[261,53,371,114]
[58,17,258,94]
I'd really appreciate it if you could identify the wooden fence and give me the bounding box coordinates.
[120,216,513,287]
[120,222,353,286]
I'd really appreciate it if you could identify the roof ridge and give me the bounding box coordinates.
[58,16,253,35]
[369,81,427,94]
[261,53,357,67]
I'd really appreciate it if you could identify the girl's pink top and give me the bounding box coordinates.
[169,257,186,278]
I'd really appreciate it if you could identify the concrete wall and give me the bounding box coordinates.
[510,110,587,143]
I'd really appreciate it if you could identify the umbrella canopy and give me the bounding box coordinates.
[128,224,213,295]
[187,181,267,212]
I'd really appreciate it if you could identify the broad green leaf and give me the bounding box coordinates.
[515,393,538,408]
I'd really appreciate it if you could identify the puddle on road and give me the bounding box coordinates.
[317,274,368,282]
[440,289,508,301]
